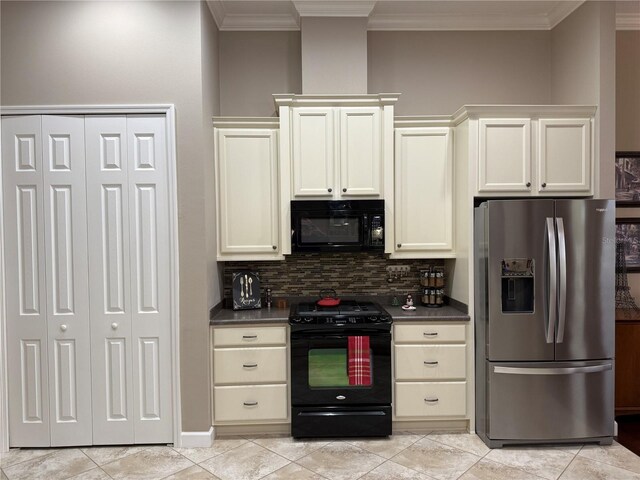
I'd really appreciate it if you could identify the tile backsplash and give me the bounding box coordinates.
[223,253,443,299]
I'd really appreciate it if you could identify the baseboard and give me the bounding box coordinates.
[180,426,214,448]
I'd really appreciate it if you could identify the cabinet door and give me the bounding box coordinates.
[478,119,531,193]
[615,322,640,413]
[85,116,135,444]
[127,116,173,443]
[2,115,51,447]
[340,107,381,196]
[216,129,280,257]
[41,115,93,446]
[538,118,591,193]
[394,128,453,254]
[292,108,334,197]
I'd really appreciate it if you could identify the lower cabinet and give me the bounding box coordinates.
[211,325,289,426]
[393,323,467,420]
[615,320,640,415]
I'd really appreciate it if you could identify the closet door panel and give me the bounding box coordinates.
[41,115,92,446]
[85,116,135,444]
[2,115,50,446]
[127,115,172,443]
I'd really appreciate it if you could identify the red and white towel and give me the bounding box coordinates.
[348,336,371,386]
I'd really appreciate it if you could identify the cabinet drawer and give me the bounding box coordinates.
[213,326,286,347]
[213,347,287,384]
[394,324,465,344]
[395,345,466,380]
[214,384,288,423]
[395,382,466,418]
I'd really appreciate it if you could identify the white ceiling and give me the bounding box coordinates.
[207,0,640,31]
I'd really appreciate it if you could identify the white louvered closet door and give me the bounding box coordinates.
[2,115,92,447]
[2,115,50,447]
[85,116,135,444]
[127,116,172,443]
[41,116,92,446]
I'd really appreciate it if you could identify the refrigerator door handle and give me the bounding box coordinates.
[546,217,557,344]
[494,364,612,375]
[556,217,567,343]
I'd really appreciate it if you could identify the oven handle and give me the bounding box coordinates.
[298,411,387,417]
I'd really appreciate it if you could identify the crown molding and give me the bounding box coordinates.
[617,13,640,30]
[293,1,376,17]
[219,14,300,31]
[369,14,551,31]
[205,0,226,29]
[273,93,400,108]
[546,1,584,29]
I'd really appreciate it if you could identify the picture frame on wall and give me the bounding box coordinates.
[615,152,640,207]
[617,218,640,273]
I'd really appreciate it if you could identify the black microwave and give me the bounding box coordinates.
[291,200,384,252]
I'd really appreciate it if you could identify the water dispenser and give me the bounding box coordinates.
[501,258,534,313]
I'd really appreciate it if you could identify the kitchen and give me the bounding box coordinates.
[1,1,639,479]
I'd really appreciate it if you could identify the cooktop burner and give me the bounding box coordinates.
[289,300,392,325]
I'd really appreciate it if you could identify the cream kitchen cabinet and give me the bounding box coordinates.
[471,107,595,196]
[214,119,283,261]
[211,325,289,427]
[275,94,398,201]
[393,323,467,420]
[392,124,454,258]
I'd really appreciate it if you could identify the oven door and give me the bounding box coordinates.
[291,330,391,406]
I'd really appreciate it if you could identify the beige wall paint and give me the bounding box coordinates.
[202,3,222,311]
[219,31,301,116]
[616,31,640,152]
[301,17,368,94]
[368,31,552,115]
[550,1,616,199]
[1,0,214,432]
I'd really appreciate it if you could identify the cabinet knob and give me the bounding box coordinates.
[60,324,67,332]
[111,323,118,330]
[397,244,402,248]
[328,188,332,193]
[526,182,531,188]
[541,183,547,188]
[272,245,277,250]
[342,188,347,193]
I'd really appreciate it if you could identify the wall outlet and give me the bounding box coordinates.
[386,265,411,278]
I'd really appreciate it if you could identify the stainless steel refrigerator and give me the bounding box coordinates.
[474,199,615,448]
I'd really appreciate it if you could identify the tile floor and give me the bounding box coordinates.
[1,433,640,480]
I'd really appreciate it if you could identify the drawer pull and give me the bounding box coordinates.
[242,335,258,340]
[424,397,439,403]
[243,401,258,407]
[423,332,438,337]
[243,363,258,368]
[423,361,439,366]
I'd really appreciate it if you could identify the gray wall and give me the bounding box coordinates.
[616,30,640,152]
[301,17,368,94]
[368,31,552,115]
[1,0,216,432]
[219,31,301,116]
[551,1,616,199]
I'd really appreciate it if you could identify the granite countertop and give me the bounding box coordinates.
[210,301,469,326]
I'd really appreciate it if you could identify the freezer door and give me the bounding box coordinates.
[487,200,556,361]
[554,200,615,361]
[487,360,614,441]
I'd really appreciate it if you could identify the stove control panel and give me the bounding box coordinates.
[289,315,392,325]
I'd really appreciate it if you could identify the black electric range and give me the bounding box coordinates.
[289,300,392,332]
[289,300,393,438]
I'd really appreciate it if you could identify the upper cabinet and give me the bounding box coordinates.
[393,124,454,258]
[214,118,283,261]
[275,94,398,202]
[468,106,596,197]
